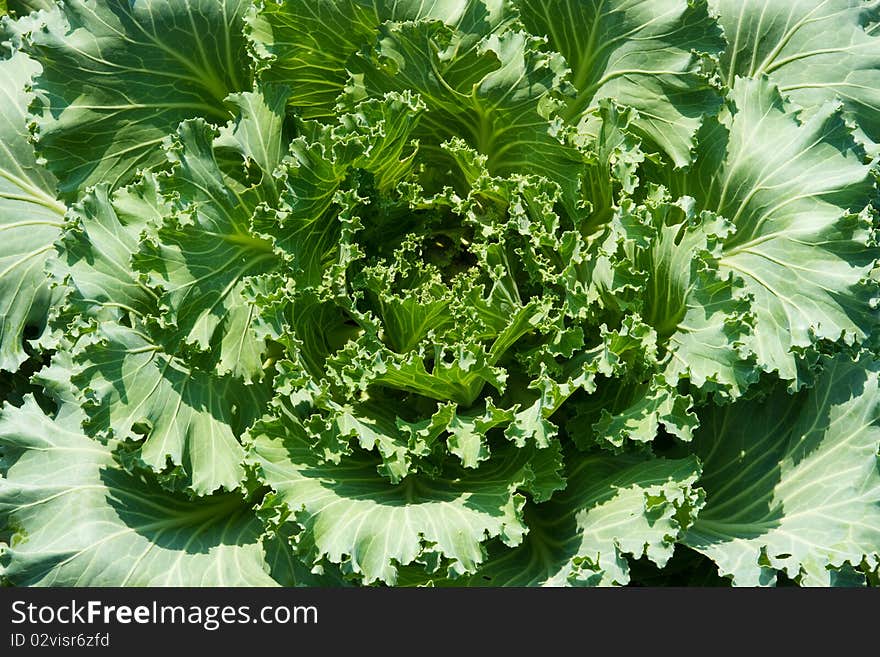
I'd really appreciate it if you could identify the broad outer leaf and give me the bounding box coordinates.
[685,355,880,586]
[462,455,703,586]
[216,84,291,182]
[670,77,878,382]
[73,324,268,495]
[25,0,252,195]
[134,119,278,381]
[0,395,308,586]
[516,0,724,166]
[712,0,880,154]
[247,401,565,584]
[0,51,65,371]
[50,180,164,323]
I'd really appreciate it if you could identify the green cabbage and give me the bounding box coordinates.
[1,0,878,587]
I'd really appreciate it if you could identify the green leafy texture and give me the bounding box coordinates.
[323,245,551,409]
[248,0,507,119]
[361,341,506,406]
[50,168,276,493]
[372,284,454,355]
[25,0,252,195]
[308,392,519,482]
[460,455,703,586]
[575,100,648,226]
[6,1,54,16]
[0,395,302,586]
[559,289,702,447]
[347,22,586,212]
[0,51,65,371]
[305,363,488,478]
[258,91,424,289]
[246,400,565,584]
[570,375,697,449]
[72,323,268,495]
[3,0,880,590]
[712,0,880,154]
[134,118,279,381]
[293,277,687,502]
[354,241,458,355]
[530,314,663,431]
[685,355,880,586]
[515,0,725,167]
[215,84,291,181]
[612,193,757,398]
[305,396,416,483]
[267,290,365,381]
[667,77,878,382]
[558,231,640,323]
[49,180,164,323]
[440,401,514,467]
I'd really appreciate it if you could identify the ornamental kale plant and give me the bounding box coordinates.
[0,0,878,587]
